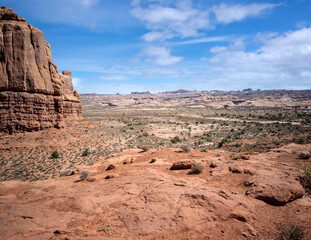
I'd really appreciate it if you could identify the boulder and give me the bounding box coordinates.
[246,175,305,206]
[170,161,193,170]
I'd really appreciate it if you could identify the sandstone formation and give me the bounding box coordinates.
[0,7,82,133]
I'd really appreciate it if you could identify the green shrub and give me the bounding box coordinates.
[97,225,110,233]
[181,145,192,153]
[80,170,89,180]
[300,162,311,190]
[190,163,203,174]
[159,141,165,146]
[171,136,182,144]
[278,225,306,240]
[82,148,91,157]
[140,146,149,152]
[51,150,59,159]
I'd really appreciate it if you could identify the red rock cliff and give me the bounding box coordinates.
[0,7,82,133]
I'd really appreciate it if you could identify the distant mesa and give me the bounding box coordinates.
[0,7,82,133]
[162,89,192,94]
[131,91,151,95]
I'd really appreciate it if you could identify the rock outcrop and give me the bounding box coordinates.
[0,7,82,133]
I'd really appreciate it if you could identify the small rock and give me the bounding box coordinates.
[241,155,250,160]
[229,165,242,173]
[243,168,255,175]
[105,175,114,179]
[123,161,128,164]
[106,164,116,171]
[150,159,156,163]
[210,162,218,168]
[170,161,192,170]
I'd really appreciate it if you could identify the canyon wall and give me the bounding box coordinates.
[0,7,82,133]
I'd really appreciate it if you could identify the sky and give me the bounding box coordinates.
[3,0,311,94]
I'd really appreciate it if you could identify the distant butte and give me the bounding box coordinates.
[0,7,82,133]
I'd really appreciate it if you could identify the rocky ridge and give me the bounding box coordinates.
[0,7,82,133]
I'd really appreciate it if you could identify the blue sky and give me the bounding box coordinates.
[3,0,311,93]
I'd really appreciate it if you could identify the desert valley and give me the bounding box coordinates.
[0,5,311,240]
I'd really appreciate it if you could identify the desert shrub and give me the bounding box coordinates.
[232,154,241,160]
[51,150,59,159]
[59,169,73,177]
[216,153,221,157]
[80,170,89,180]
[297,138,305,144]
[181,145,192,153]
[298,153,310,160]
[278,225,306,240]
[82,148,91,157]
[200,147,208,152]
[171,136,181,144]
[300,162,311,190]
[97,225,110,233]
[159,141,165,146]
[140,146,149,152]
[190,163,203,174]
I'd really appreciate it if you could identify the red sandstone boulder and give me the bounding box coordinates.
[246,175,305,206]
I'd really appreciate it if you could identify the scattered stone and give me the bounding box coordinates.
[105,175,114,179]
[229,165,243,173]
[170,161,192,170]
[243,168,256,175]
[150,158,156,163]
[210,162,218,168]
[106,165,116,171]
[241,155,250,160]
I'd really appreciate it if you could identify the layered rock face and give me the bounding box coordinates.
[0,7,82,133]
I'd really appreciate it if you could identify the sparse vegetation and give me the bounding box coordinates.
[97,225,110,233]
[171,136,182,144]
[300,162,311,190]
[278,225,306,240]
[51,150,60,159]
[82,148,91,156]
[190,163,203,174]
[80,170,89,180]
[181,145,192,153]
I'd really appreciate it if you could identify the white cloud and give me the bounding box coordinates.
[72,77,82,89]
[100,74,130,81]
[202,28,311,89]
[141,46,183,66]
[174,36,231,45]
[131,0,211,41]
[213,3,279,24]
[69,0,99,7]
[255,32,278,42]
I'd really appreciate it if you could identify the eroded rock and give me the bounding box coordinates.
[0,7,82,133]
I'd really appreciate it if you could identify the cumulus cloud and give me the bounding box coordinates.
[203,28,311,89]
[131,0,211,42]
[213,3,279,24]
[141,46,183,66]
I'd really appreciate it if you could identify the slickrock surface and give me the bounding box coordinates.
[0,7,82,133]
[0,142,310,239]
